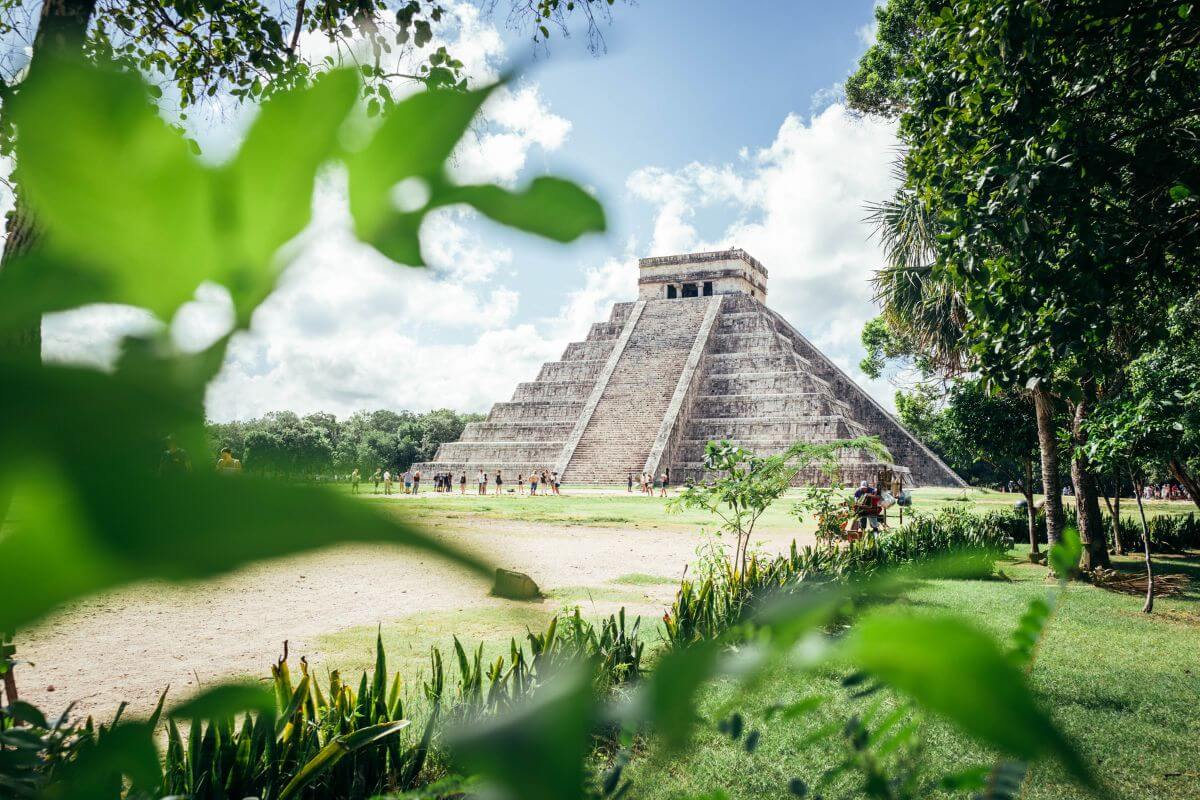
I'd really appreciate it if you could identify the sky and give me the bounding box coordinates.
[39,0,901,422]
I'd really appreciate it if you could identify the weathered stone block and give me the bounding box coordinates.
[492,568,541,600]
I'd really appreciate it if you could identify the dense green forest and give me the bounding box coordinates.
[205,409,484,476]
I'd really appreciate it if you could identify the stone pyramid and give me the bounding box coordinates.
[415,249,964,487]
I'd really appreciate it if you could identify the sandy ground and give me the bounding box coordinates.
[15,514,812,722]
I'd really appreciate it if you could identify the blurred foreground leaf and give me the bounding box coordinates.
[636,641,722,752]
[42,722,159,800]
[9,59,359,323]
[345,86,605,265]
[11,57,222,319]
[0,360,490,632]
[840,613,1096,791]
[450,661,594,800]
[1049,527,1082,581]
[444,177,605,242]
[169,682,276,719]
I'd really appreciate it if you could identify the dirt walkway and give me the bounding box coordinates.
[16,517,812,722]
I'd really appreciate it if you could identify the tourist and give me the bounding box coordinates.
[383,469,392,495]
[627,473,633,493]
[659,467,670,497]
[214,447,242,476]
[478,469,487,495]
[854,482,882,533]
[518,473,525,495]
[530,470,539,495]
[350,468,360,494]
[158,435,192,479]
[496,470,504,495]
[372,468,381,493]
[412,469,421,494]
[403,468,413,495]
[551,470,560,495]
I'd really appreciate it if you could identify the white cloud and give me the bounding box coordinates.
[856,21,878,48]
[625,104,902,409]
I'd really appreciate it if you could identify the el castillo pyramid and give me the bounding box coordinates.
[415,249,964,487]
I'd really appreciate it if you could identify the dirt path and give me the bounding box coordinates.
[16,516,812,722]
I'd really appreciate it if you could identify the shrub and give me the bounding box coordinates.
[662,508,1012,648]
[25,611,643,800]
[1009,506,1200,553]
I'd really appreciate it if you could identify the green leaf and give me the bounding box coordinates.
[637,641,721,752]
[0,361,491,633]
[840,613,1095,790]
[47,722,160,800]
[1168,182,1192,201]
[6,700,49,728]
[449,662,594,800]
[1048,527,1082,580]
[12,56,221,320]
[278,719,410,799]
[346,83,495,263]
[225,68,359,315]
[444,177,605,242]
[169,682,276,719]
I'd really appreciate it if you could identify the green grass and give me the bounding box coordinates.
[318,485,1198,798]
[339,485,1195,535]
[611,573,678,586]
[314,583,660,681]
[625,549,1200,800]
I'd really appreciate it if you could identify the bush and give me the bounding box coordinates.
[1010,506,1200,553]
[662,508,1012,648]
[27,611,643,800]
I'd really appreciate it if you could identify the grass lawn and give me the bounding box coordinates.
[316,485,1198,798]
[624,549,1200,800]
[340,484,1195,535]
[314,576,673,680]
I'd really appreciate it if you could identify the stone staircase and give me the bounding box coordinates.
[561,297,713,484]
[671,301,910,487]
[412,303,635,482]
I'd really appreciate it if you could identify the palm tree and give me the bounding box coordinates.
[866,167,1069,550]
[865,176,971,379]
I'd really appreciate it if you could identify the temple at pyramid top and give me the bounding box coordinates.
[638,248,768,302]
[415,249,964,488]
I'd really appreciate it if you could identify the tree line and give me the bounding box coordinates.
[848,0,1200,573]
[205,409,483,478]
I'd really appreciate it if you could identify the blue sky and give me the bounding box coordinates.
[487,0,883,324]
[42,1,901,421]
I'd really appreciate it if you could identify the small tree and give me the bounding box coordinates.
[941,381,1041,556]
[669,437,891,577]
[1085,402,1160,613]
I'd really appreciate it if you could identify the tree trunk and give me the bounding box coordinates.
[1101,468,1123,555]
[1169,458,1200,513]
[1032,385,1065,547]
[1023,456,1039,554]
[1069,395,1110,571]
[0,0,98,363]
[1131,474,1154,614]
